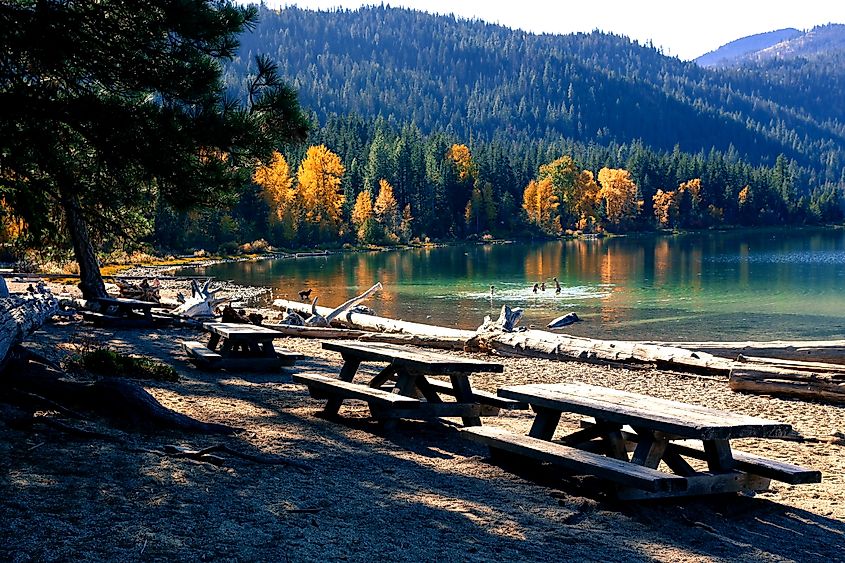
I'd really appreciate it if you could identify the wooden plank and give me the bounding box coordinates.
[182,340,222,362]
[617,472,771,500]
[273,347,302,367]
[204,322,284,339]
[292,373,421,407]
[322,341,503,374]
[461,426,687,493]
[372,403,500,420]
[423,378,527,409]
[498,383,791,440]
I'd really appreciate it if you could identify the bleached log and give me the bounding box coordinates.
[0,277,8,298]
[0,290,60,367]
[472,329,735,376]
[477,305,523,333]
[264,323,469,350]
[729,368,845,404]
[273,297,474,340]
[303,282,383,327]
[638,339,845,364]
[172,278,226,319]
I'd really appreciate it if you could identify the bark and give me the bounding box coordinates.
[60,188,107,300]
[729,368,845,404]
[638,339,845,364]
[0,292,59,368]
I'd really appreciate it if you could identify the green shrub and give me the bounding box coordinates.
[81,349,179,382]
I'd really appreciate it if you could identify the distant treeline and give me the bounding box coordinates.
[148,115,845,252]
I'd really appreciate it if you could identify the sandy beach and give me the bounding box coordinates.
[1,299,844,562]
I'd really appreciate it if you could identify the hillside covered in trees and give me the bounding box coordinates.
[4,5,845,260]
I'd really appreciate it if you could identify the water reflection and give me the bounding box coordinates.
[183,229,845,341]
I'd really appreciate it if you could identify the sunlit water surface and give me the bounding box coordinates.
[178,229,845,342]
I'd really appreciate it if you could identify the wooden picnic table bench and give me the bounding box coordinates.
[181,322,301,371]
[293,341,525,427]
[462,382,820,499]
[83,296,172,328]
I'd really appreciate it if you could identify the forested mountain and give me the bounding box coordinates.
[696,29,802,68]
[141,7,845,251]
[228,6,845,183]
[698,24,845,67]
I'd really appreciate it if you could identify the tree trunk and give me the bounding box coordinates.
[0,293,59,368]
[60,188,107,300]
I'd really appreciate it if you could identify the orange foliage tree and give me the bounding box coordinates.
[296,145,345,238]
[573,170,601,232]
[446,143,477,182]
[522,178,560,234]
[253,151,298,240]
[0,197,25,243]
[350,190,374,242]
[652,189,680,228]
[539,156,579,226]
[374,179,400,240]
[597,167,640,229]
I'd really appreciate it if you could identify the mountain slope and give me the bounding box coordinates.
[229,6,845,183]
[696,29,802,68]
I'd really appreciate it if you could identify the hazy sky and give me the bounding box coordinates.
[243,1,845,60]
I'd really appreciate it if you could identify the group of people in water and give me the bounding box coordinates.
[489,277,563,296]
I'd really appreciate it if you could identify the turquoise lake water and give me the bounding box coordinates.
[180,229,845,342]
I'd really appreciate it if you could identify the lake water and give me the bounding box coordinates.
[180,229,845,342]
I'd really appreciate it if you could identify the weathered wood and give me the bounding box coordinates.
[263,323,469,349]
[322,341,503,374]
[0,291,60,367]
[616,472,771,500]
[273,298,475,340]
[641,339,845,365]
[729,368,845,403]
[480,330,734,376]
[182,340,223,365]
[498,383,792,440]
[581,420,822,484]
[173,278,225,319]
[292,373,421,408]
[422,378,527,410]
[461,426,687,493]
[372,403,500,420]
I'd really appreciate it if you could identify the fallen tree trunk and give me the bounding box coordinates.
[272,298,475,340]
[474,330,735,376]
[264,323,469,350]
[729,368,845,404]
[639,340,845,364]
[0,291,59,368]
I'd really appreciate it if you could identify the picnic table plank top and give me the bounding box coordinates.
[498,382,792,440]
[322,341,504,374]
[203,322,285,339]
[94,296,157,307]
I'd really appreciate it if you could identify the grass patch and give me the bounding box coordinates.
[74,349,179,382]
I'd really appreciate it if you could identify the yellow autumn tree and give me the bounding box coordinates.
[522,178,560,234]
[296,145,345,237]
[351,190,374,242]
[573,170,600,232]
[374,179,400,238]
[679,178,702,206]
[597,168,640,229]
[652,189,680,228]
[253,151,297,237]
[446,143,477,182]
[539,156,579,225]
[738,185,751,207]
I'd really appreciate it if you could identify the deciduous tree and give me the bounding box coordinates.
[297,145,346,237]
[598,168,640,229]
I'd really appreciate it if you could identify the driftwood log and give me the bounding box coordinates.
[639,340,845,365]
[302,282,383,327]
[0,289,59,368]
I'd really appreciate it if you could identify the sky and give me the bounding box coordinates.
[242,1,845,60]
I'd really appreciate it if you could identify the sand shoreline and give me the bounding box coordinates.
[2,305,844,561]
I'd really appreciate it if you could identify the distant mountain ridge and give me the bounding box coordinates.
[228,6,845,184]
[696,28,802,67]
[697,24,845,68]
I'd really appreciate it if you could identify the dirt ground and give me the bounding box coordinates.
[1,312,844,563]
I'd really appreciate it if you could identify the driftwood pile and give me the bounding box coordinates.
[273,297,845,405]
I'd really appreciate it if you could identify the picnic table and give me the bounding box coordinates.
[83,296,172,328]
[293,341,526,427]
[462,382,821,499]
[181,322,301,371]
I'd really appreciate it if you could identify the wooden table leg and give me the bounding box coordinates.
[368,366,399,389]
[703,439,735,471]
[207,333,221,351]
[528,407,561,440]
[449,374,481,426]
[596,420,628,461]
[630,431,669,469]
[324,356,362,416]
